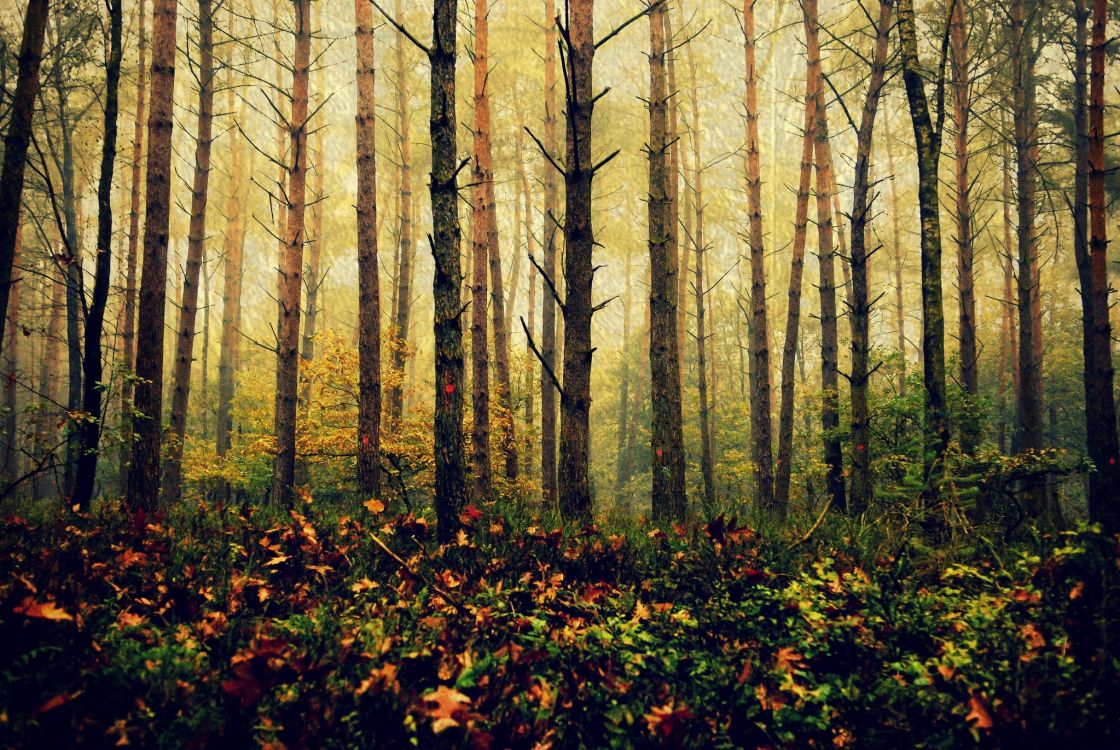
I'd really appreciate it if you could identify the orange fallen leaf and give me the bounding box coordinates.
[966,693,993,730]
[13,597,73,622]
[363,498,385,514]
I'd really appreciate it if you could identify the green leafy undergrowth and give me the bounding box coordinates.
[1,499,1117,749]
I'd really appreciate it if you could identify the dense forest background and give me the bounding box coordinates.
[1,0,1120,745]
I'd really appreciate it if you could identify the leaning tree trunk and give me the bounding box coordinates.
[127,0,180,512]
[742,0,774,511]
[72,0,123,509]
[540,0,560,508]
[897,0,949,507]
[271,0,311,506]
[355,0,381,501]
[557,0,597,522]
[949,0,978,451]
[774,46,817,515]
[163,0,215,505]
[0,0,49,357]
[806,0,846,512]
[428,0,468,541]
[648,0,687,523]
[120,0,147,490]
[1084,0,1118,531]
[846,0,892,515]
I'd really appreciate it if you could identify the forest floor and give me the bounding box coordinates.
[0,497,1117,749]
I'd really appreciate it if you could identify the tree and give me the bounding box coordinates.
[270,0,311,506]
[0,0,50,357]
[896,0,950,506]
[119,0,147,490]
[356,0,381,501]
[648,0,687,522]
[127,0,180,511]
[539,0,560,508]
[72,0,123,509]
[470,0,493,499]
[742,0,774,511]
[806,0,846,512]
[164,0,216,504]
[846,0,893,514]
[3,222,24,477]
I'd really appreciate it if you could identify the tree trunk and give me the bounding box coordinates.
[470,0,492,498]
[387,0,413,427]
[884,112,907,397]
[774,47,817,514]
[72,0,123,509]
[0,0,49,357]
[1084,0,1119,531]
[120,0,147,491]
[897,0,949,506]
[163,0,214,505]
[806,0,846,512]
[271,0,311,506]
[3,222,23,478]
[615,245,632,499]
[355,0,382,501]
[216,85,245,476]
[743,0,774,511]
[846,0,892,515]
[297,123,324,482]
[557,0,597,522]
[429,0,468,541]
[36,263,65,499]
[950,0,978,451]
[127,0,179,512]
[540,0,560,508]
[648,0,687,523]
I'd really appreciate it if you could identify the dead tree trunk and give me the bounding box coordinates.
[742,0,774,510]
[164,0,215,505]
[846,0,892,515]
[355,0,381,500]
[127,0,180,512]
[0,0,49,355]
[647,0,687,522]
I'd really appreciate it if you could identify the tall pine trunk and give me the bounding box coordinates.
[355,0,382,500]
[3,223,23,477]
[164,0,215,504]
[216,84,245,481]
[387,0,413,426]
[127,0,180,512]
[742,0,774,510]
[470,0,493,497]
[540,0,560,508]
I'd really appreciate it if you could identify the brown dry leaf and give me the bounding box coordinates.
[423,685,471,733]
[966,693,994,730]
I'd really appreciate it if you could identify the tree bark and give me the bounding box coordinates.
[0,0,49,358]
[429,0,468,541]
[743,0,774,511]
[163,0,214,505]
[648,0,687,522]
[355,0,382,501]
[846,0,892,515]
[540,0,560,508]
[806,0,846,512]
[897,0,950,506]
[387,0,413,427]
[271,0,311,506]
[72,0,123,509]
[127,0,179,512]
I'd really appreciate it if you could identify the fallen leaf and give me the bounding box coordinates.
[363,498,385,514]
[13,597,73,621]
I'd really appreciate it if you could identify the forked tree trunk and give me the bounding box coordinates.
[127,0,180,512]
[270,0,311,506]
[0,0,49,356]
[742,0,774,510]
[72,0,123,509]
[355,0,382,500]
[164,0,215,505]
[648,0,687,522]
